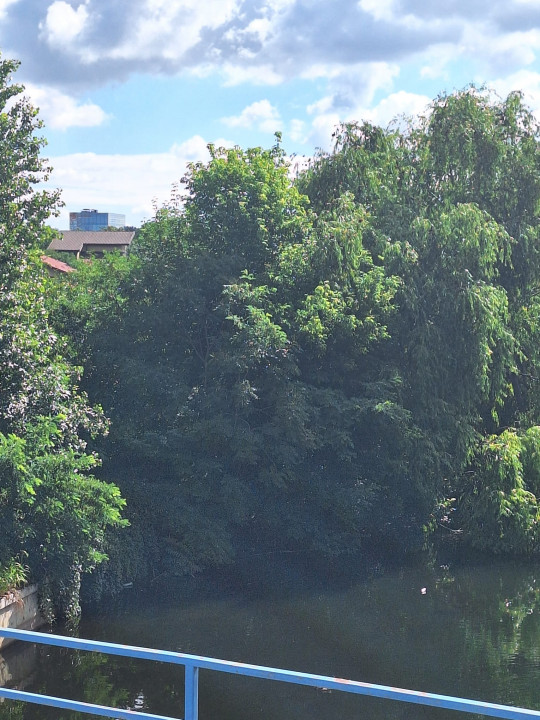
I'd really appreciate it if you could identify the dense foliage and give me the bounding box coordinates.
[47,87,540,590]
[300,90,540,554]
[0,56,126,618]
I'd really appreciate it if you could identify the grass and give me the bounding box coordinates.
[0,559,29,597]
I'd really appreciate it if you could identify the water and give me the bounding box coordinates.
[1,556,539,719]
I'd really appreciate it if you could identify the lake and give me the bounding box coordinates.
[1,555,539,719]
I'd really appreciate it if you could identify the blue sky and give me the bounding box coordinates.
[2,0,540,229]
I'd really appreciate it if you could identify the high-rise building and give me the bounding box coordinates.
[69,209,126,231]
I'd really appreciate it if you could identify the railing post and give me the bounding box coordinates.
[184,664,199,720]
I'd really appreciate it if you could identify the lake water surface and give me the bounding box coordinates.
[1,556,539,719]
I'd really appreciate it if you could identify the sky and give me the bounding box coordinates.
[2,0,540,229]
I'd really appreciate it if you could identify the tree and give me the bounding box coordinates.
[53,142,406,580]
[51,88,540,578]
[302,88,540,553]
[0,55,126,618]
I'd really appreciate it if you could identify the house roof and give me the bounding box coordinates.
[48,231,135,252]
[41,255,76,273]
[48,234,84,252]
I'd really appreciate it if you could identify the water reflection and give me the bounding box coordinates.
[0,559,539,719]
[0,642,37,692]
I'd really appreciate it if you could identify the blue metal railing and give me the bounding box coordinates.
[1,627,540,720]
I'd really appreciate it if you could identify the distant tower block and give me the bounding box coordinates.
[69,209,126,231]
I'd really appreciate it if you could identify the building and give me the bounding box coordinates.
[69,209,126,231]
[41,255,76,275]
[47,231,135,259]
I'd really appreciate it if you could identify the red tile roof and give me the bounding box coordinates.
[41,255,76,273]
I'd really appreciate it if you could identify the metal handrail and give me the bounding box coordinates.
[1,627,539,720]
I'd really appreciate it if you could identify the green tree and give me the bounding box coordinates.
[0,55,126,617]
[302,88,540,553]
[55,142,405,580]
[51,88,540,577]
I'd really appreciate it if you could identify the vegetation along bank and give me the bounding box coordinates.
[2,50,540,619]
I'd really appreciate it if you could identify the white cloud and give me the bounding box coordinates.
[4,0,461,92]
[306,90,431,150]
[0,0,19,22]
[44,136,233,229]
[303,64,429,150]
[222,99,281,133]
[491,69,540,116]
[462,22,540,72]
[289,118,307,143]
[300,64,345,81]
[420,44,461,80]
[223,0,295,45]
[263,0,296,11]
[307,62,400,117]
[308,111,341,150]
[242,17,274,43]
[109,0,240,62]
[40,1,90,47]
[0,0,537,102]
[221,63,284,86]
[361,62,400,103]
[307,95,334,116]
[357,0,397,23]
[361,90,431,127]
[24,83,108,130]
[169,134,212,160]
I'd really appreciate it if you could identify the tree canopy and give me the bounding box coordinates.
[49,88,540,589]
[0,55,126,619]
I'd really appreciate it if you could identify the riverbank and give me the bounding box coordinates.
[0,586,44,650]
